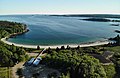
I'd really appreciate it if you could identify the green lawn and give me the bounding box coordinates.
[105,46,120,53]
[0,67,12,78]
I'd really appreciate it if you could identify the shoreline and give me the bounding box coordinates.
[1,37,110,49]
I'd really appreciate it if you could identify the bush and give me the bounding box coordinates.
[16,68,23,78]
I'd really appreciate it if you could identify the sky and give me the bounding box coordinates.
[0,0,120,15]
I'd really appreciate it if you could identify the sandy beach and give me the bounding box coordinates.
[1,37,110,49]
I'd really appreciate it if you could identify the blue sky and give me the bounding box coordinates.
[0,0,120,15]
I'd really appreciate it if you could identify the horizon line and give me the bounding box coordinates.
[0,13,120,15]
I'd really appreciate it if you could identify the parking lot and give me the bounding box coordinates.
[22,64,61,78]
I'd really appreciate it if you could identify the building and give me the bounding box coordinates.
[27,58,35,66]
[33,57,42,66]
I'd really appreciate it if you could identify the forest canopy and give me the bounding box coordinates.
[0,21,28,67]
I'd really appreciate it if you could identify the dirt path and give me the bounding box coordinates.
[26,52,39,57]
[26,52,47,57]
[12,62,24,78]
[12,52,47,78]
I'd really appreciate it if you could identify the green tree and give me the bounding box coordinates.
[37,45,40,50]
[17,68,23,78]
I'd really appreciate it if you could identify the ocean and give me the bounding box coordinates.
[0,15,119,45]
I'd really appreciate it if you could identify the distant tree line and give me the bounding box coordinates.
[82,18,111,22]
[50,14,120,18]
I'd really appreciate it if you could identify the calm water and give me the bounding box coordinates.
[0,15,120,45]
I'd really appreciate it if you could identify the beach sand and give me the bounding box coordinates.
[1,37,109,49]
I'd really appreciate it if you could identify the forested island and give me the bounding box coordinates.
[81,18,111,22]
[50,14,120,23]
[81,18,120,22]
[50,14,120,18]
[115,30,120,33]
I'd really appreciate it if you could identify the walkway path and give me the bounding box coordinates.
[12,62,24,78]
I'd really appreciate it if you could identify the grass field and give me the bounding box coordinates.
[105,46,120,53]
[0,67,12,78]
